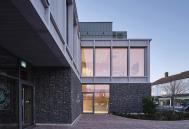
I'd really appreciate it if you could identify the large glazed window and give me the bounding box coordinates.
[81,48,93,77]
[112,48,128,76]
[83,93,93,113]
[130,48,145,76]
[95,48,110,76]
[82,84,109,114]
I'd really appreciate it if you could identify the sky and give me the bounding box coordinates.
[76,0,189,82]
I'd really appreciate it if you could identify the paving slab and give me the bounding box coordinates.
[34,114,189,129]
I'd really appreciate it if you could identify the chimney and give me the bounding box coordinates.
[165,72,169,78]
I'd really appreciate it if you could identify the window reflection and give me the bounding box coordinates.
[130,48,144,76]
[81,47,145,77]
[95,85,109,92]
[0,47,19,129]
[152,78,189,96]
[82,84,94,92]
[83,93,93,113]
[95,48,110,76]
[82,84,109,113]
[81,48,93,77]
[112,48,127,76]
[94,93,109,113]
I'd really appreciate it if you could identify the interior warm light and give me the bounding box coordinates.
[82,85,109,114]
[130,48,144,76]
[81,48,93,76]
[95,48,110,76]
[112,48,127,76]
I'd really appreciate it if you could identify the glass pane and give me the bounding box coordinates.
[95,85,109,92]
[83,94,93,113]
[95,48,110,76]
[0,76,18,129]
[0,47,19,129]
[94,93,109,113]
[81,48,93,77]
[112,48,127,76]
[23,86,33,127]
[82,85,94,92]
[130,48,144,76]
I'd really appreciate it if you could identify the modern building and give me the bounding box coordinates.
[152,72,189,107]
[80,22,151,114]
[0,0,151,129]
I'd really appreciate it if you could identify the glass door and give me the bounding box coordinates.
[22,85,33,127]
[82,84,110,114]
[94,85,109,113]
[94,93,109,113]
[83,93,94,113]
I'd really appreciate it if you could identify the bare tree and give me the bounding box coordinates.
[163,79,189,112]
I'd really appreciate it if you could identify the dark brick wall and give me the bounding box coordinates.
[70,69,82,122]
[109,83,151,113]
[34,67,81,124]
[0,76,18,125]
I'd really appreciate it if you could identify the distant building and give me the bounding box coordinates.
[152,71,189,107]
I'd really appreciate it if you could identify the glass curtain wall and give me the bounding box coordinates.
[94,85,109,113]
[112,48,127,76]
[82,85,94,113]
[82,93,94,113]
[130,48,145,76]
[82,84,109,113]
[81,47,145,77]
[81,48,93,77]
[95,48,110,76]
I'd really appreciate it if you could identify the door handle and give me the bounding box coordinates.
[25,100,30,103]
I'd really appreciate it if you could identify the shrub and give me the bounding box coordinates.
[142,97,156,115]
[113,111,189,121]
